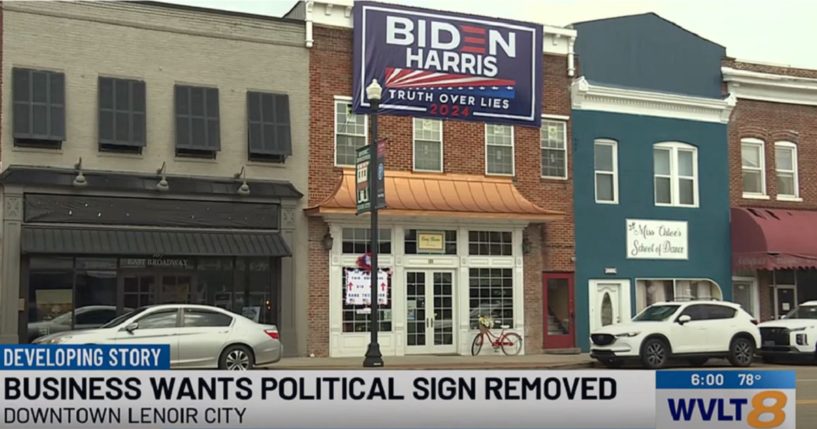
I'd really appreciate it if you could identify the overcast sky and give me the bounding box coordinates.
[158,0,817,70]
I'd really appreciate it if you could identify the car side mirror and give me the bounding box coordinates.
[677,315,691,325]
[124,322,139,333]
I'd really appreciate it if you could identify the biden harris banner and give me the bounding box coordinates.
[352,1,543,127]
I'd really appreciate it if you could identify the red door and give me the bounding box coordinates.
[542,272,575,349]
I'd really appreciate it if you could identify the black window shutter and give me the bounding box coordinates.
[99,77,145,148]
[48,72,65,140]
[12,68,32,137]
[176,85,219,151]
[13,68,65,141]
[99,77,114,143]
[247,92,291,156]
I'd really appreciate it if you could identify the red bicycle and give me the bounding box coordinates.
[470,315,523,356]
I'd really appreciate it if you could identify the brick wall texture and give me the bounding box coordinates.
[307,25,575,356]
[725,60,817,321]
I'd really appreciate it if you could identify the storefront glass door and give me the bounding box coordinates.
[406,270,456,354]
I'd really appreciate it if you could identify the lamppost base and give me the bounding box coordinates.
[363,343,384,367]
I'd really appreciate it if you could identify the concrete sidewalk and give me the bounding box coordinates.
[265,353,594,370]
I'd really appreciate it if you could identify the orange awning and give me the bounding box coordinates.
[306,170,563,222]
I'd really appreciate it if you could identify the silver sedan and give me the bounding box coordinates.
[33,304,282,370]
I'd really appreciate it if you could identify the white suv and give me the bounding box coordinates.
[590,301,761,369]
[758,301,817,363]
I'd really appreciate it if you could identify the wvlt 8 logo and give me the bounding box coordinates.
[655,371,796,429]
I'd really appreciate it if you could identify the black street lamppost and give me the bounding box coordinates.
[363,78,384,368]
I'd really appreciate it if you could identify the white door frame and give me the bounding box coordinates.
[588,279,631,333]
[404,269,457,354]
[732,276,760,319]
[773,284,797,319]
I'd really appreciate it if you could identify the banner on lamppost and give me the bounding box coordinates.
[355,145,371,215]
[355,142,386,215]
[352,1,543,127]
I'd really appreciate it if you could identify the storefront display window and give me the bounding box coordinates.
[198,258,235,311]
[468,268,513,329]
[635,279,722,311]
[342,228,391,254]
[341,268,392,333]
[468,231,512,256]
[236,258,274,324]
[27,269,74,343]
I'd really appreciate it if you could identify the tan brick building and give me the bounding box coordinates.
[724,59,817,322]
[287,0,577,357]
[0,1,311,357]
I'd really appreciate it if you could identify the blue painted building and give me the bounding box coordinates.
[571,14,736,350]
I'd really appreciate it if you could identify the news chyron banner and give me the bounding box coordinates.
[352,1,543,127]
[1,345,797,429]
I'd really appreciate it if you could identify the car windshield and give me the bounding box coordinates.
[784,305,817,320]
[633,304,680,321]
[100,307,148,328]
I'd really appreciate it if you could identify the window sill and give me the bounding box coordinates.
[655,203,699,208]
[776,195,803,202]
[98,151,144,159]
[246,160,287,168]
[595,200,618,205]
[742,193,770,200]
[541,175,568,181]
[175,156,219,164]
[413,168,444,174]
[485,172,515,178]
[12,145,63,154]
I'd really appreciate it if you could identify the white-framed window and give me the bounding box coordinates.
[635,279,723,312]
[593,139,618,204]
[413,118,443,172]
[653,142,698,207]
[334,98,367,167]
[485,124,514,175]
[775,141,799,199]
[741,138,766,197]
[540,120,567,179]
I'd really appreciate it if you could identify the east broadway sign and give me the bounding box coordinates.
[353,1,543,127]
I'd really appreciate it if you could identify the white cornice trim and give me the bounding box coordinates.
[308,0,576,56]
[722,66,817,106]
[570,77,736,124]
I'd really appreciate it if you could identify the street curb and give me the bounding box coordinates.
[264,361,596,370]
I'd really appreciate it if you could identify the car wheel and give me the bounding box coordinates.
[728,337,754,367]
[219,345,254,370]
[687,357,708,367]
[640,338,669,369]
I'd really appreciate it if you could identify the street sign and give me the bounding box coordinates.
[355,145,371,214]
[356,141,387,215]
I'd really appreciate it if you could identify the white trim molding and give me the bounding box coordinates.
[302,1,577,59]
[723,66,817,106]
[571,77,736,124]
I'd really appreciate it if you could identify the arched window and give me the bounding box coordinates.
[654,142,698,207]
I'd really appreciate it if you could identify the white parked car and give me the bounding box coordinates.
[590,301,761,369]
[33,304,282,370]
[758,300,817,363]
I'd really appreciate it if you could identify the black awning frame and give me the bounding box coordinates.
[21,226,291,257]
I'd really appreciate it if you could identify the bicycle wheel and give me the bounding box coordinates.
[500,332,523,356]
[470,333,484,356]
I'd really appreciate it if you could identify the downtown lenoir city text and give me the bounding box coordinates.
[3,375,617,426]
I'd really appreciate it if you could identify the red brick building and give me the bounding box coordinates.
[287,1,577,357]
[724,59,817,322]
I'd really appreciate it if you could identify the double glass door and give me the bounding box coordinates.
[406,271,456,354]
